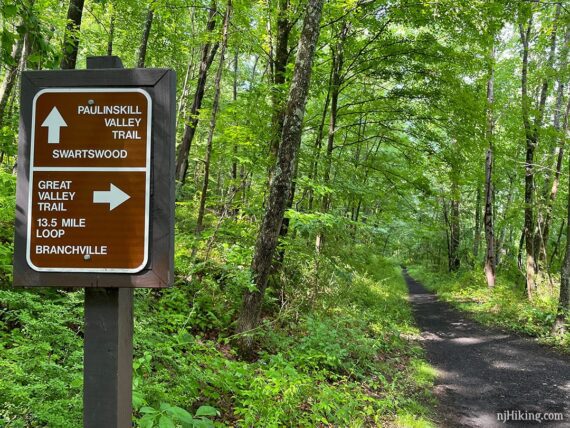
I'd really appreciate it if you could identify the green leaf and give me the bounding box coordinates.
[191,419,215,428]
[194,406,219,417]
[159,402,172,412]
[2,4,17,18]
[133,390,147,409]
[140,406,158,414]
[69,377,82,388]
[158,415,176,428]
[139,414,157,428]
[166,406,194,423]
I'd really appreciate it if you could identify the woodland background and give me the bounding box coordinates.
[0,0,569,426]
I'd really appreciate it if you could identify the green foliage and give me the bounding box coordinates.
[137,403,219,428]
[228,257,435,427]
[0,288,84,427]
[0,172,15,283]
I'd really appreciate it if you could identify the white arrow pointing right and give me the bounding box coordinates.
[41,107,67,144]
[93,184,131,210]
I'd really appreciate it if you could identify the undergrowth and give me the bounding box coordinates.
[0,170,435,426]
[0,257,436,427]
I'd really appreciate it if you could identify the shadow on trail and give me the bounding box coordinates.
[404,270,570,427]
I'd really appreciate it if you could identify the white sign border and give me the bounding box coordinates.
[26,88,152,273]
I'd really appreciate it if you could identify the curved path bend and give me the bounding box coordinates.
[404,271,570,427]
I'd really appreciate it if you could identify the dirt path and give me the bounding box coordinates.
[404,271,570,427]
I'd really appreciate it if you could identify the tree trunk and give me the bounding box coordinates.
[322,25,347,213]
[195,0,231,235]
[0,2,33,133]
[107,14,115,55]
[496,175,514,266]
[275,152,300,266]
[443,199,452,270]
[175,0,219,184]
[229,50,239,215]
[137,6,154,68]
[473,185,482,259]
[519,19,535,296]
[176,3,197,122]
[449,182,460,272]
[554,163,570,334]
[268,0,291,161]
[354,197,362,222]
[269,0,295,261]
[484,148,495,287]
[236,0,325,356]
[177,56,194,122]
[484,45,496,287]
[60,0,84,69]
[523,142,537,298]
[0,32,24,126]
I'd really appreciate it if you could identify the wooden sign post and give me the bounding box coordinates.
[13,56,176,427]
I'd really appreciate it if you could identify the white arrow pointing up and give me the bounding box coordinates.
[41,107,67,144]
[93,184,131,210]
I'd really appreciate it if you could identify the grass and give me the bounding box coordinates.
[409,266,570,352]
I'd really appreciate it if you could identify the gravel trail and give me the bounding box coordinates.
[405,271,570,427]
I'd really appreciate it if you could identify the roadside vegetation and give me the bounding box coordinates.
[410,266,570,352]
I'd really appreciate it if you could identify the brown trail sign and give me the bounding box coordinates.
[28,89,151,272]
[14,63,175,288]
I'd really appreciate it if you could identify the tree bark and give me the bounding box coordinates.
[484,45,496,287]
[107,14,115,55]
[484,148,495,286]
[236,0,325,356]
[443,199,452,270]
[60,0,84,69]
[473,185,482,259]
[449,180,460,272]
[137,6,154,68]
[520,18,535,295]
[269,0,291,161]
[0,32,24,126]
[554,163,570,334]
[229,50,239,215]
[269,0,295,260]
[496,175,514,266]
[195,0,231,235]
[175,0,219,184]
